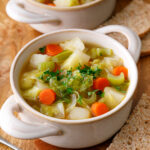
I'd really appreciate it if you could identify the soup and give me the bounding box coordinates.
[36,0,95,7]
[20,37,129,120]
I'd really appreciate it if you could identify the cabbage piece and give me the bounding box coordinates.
[103,87,125,109]
[66,94,77,113]
[20,73,36,90]
[61,50,90,70]
[67,71,93,92]
[60,37,85,52]
[54,0,80,7]
[30,54,51,68]
[35,80,50,89]
[79,75,93,92]
[40,102,65,119]
[20,70,41,90]
[100,56,123,71]
[49,77,67,97]
[38,61,55,71]
[67,107,91,120]
[107,72,125,85]
[22,86,42,101]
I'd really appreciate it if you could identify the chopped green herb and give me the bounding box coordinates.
[76,64,101,79]
[88,90,98,96]
[97,90,105,97]
[67,69,72,76]
[38,75,44,80]
[77,95,82,105]
[39,46,46,53]
[66,87,73,95]
[57,75,64,81]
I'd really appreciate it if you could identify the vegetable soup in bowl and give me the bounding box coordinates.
[0,25,141,148]
[6,0,116,33]
[20,37,130,120]
[36,0,96,7]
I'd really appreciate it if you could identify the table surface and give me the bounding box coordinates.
[0,0,150,150]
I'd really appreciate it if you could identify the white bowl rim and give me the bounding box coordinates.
[10,28,138,125]
[27,0,105,11]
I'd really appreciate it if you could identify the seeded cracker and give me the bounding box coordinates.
[107,94,150,150]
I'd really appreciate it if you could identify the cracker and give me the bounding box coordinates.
[101,0,150,37]
[107,94,150,150]
[141,32,150,56]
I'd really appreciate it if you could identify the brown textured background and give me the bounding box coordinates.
[0,0,150,149]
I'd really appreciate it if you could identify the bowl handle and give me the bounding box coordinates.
[6,0,60,24]
[0,95,62,139]
[95,25,141,63]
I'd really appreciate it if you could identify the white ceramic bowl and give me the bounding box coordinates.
[0,25,141,148]
[6,0,116,33]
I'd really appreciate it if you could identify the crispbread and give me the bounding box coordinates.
[107,94,150,150]
[107,32,150,57]
[141,32,150,56]
[102,0,150,37]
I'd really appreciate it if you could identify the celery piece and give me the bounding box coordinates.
[38,61,55,71]
[52,50,72,63]
[89,47,113,59]
[107,72,125,85]
[100,48,113,56]
[83,92,96,105]
[22,86,42,101]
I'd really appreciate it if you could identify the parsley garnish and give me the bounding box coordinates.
[38,69,64,82]
[97,90,105,97]
[39,46,46,53]
[88,90,98,96]
[66,87,73,95]
[67,69,72,76]
[76,64,101,79]
[57,75,64,81]
[77,95,82,105]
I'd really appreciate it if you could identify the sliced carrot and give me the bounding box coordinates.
[93,77,110,91]
[113,66,128,79]
[39,89,56,105]
[91,102,109,117]
[47,3,56,6]
[46,44,63,56]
